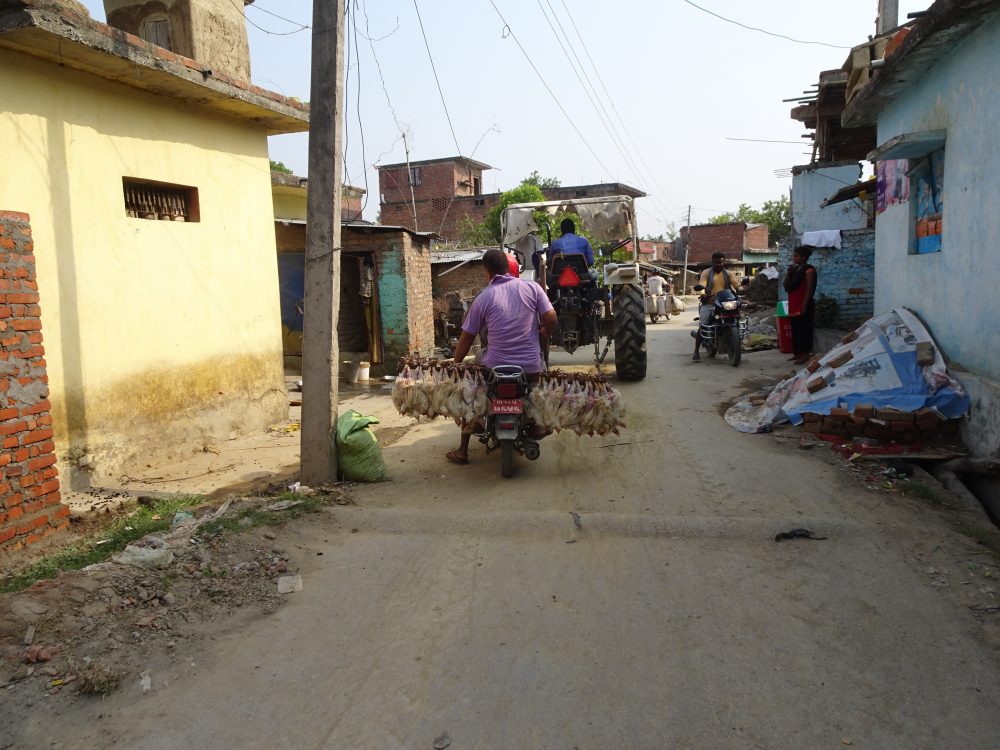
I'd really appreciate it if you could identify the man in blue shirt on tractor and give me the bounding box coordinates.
[547,218,595,267]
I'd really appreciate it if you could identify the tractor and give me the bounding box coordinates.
[501,195,647,381]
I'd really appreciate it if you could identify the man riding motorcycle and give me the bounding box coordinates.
[692,252,738,362]
[446,248,558,465]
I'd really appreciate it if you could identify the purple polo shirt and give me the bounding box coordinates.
[462,274,554,372]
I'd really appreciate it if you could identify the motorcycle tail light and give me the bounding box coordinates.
[722,301,738,310]
[558,267,580,287]
[496,382,519,398]
[497,417,516,430]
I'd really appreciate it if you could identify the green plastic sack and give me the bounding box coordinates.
[334,410,388,482]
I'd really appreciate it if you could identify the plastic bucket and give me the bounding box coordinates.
[357,361,371,382]
[343,361,361,382]
[776,317,794,354]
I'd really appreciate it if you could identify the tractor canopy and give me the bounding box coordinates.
[500,195,636,246]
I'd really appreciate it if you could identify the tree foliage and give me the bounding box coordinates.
[270,160,294,175]
[483,183,546,243]
[708,195,790,246]
[521,170,562,189]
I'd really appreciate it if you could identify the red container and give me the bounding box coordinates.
[776,316,794,354]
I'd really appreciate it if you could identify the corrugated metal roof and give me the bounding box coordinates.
[430,249,487,265]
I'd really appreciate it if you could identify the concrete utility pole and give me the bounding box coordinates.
[877,0,899,34]
[301,0,346,485]
[681,205,692,295]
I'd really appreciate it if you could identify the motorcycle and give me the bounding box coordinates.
[476,365,542,478]
[693,284,749,367]
[645,289,668,324]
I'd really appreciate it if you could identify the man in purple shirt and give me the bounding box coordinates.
[446,248,557,465]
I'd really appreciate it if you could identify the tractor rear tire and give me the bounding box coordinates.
[612,284,647,381]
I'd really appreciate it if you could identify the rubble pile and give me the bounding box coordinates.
[392,358,626,436]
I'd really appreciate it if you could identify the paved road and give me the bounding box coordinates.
[25,319,1000,748]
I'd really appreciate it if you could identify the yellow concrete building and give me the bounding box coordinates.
[0,0,309,487]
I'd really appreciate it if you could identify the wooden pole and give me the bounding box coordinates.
[301,0,346,485]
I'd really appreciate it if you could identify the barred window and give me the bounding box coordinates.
[123,178,200,222]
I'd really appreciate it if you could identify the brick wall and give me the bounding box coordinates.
[342,228,434,366]
[745,224,770,250]
[432,261,486,301]
[403,234,434,359]
[779,228,875,330]
[680,224,748,264]
[0,211,69,554]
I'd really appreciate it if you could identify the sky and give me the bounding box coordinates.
[77,0,929,233]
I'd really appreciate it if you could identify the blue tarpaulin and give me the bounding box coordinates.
[725,309,969,434]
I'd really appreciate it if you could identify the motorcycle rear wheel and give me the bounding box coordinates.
[500,440,515,478]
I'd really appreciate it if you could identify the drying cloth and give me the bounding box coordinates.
[800,230,842,249]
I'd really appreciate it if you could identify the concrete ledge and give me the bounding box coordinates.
[956,369,1000,458]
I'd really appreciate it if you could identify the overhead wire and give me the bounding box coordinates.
[535,0,676,226]
[361,0,418,227]
[555,0,685,217]
[346,0,370,223]
[230,0,309,36]
[679,0,851,49]
[248,2,310,31]
[487,1,615,182]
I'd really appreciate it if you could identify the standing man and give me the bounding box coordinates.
[446,249,558,465]
[692,252,737,361]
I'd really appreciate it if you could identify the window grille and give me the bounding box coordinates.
[123,178,200,222]
[408,167,422,186]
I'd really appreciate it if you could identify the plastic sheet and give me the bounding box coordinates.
[725,308,969,434]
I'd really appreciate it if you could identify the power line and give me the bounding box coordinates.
[412,0,463,158]
[229,0,309,36]
[248,2,310,31]
[347,0,370,222]
[535,0,676,221]
[556,0,685,213]
[680,0,851,49]
[488,1,615,180]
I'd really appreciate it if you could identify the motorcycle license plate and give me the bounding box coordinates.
[491,398,523,414]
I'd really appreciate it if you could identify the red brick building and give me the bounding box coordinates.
[378,156,645,242]
[677,222,770,265]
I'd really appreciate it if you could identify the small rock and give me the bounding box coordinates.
[263,531,276,541]
[139,671,152,694]
[136,615,157,627]
[82,603,108,618]
[433,732,452,749]
[11,599,49,623]
[277,575,303,594]
[160,593,177,607]
[38,666,58,677]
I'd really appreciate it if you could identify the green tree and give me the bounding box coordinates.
[483,183,546,242]
[456,216,498,248]
[270,159,294,174]
[521,170,562,189]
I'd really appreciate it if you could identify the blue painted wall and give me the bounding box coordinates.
[779,229,875,329]
[874,13,1000,380]
[791,164,869,233]
[376,240,411,361]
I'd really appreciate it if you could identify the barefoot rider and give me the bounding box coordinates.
[446,249,558,465]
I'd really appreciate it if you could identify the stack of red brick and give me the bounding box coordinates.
[0,211,68,553]
[800,405,958,442]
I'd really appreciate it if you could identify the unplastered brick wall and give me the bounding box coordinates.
[402,234,434,358]
[432,261,485,301]
[0,211,68,553]
[780,228,875,330]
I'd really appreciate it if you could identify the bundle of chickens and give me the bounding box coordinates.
[392,358,626,436]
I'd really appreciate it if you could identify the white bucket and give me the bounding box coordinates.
[343,360,361,382]
[357,361,371,382]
